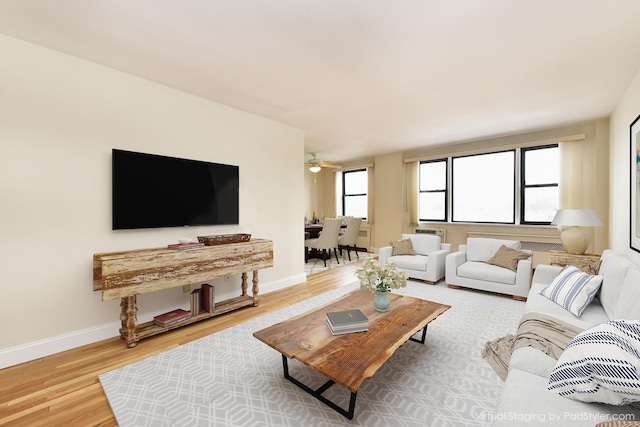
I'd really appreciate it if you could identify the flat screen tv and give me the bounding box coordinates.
[112,149,239,230]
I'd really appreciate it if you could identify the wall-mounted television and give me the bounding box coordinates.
[112,149,239,230]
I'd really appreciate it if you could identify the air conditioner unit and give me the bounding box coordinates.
[415,227,446,242]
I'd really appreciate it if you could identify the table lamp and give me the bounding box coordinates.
[551,209,602,255]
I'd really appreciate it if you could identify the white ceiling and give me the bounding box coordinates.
[2,0,640,163]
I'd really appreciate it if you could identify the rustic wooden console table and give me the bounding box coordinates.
[93,238,273,347]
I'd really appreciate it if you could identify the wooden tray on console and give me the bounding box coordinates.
[197,233,251,246]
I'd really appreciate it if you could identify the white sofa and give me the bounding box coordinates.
[378,234,451,283]
[492,249,640,426]
[445,238,532,300]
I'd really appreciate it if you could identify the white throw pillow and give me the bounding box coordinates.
[548,320,640,405]
[615,268,640,320]
[539,265,603,317]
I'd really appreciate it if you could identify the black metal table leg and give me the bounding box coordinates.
[282,355,358,419]
[409,324,428,344]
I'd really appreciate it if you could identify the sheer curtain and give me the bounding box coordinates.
[406,161,419,225]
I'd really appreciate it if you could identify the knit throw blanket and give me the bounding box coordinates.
[481,312,584,381]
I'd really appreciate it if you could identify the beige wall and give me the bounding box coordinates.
[310,120,611,263]
[610,67,640,263]
[0,35,305,366]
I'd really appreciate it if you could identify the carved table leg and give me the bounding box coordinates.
[252,270,260,306]
[241,272,248,296]
[119,296,139,348]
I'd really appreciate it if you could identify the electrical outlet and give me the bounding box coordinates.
[183,285,191,293]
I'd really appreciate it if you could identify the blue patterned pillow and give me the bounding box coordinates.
[539,265,603,316]
[548,320,640,405]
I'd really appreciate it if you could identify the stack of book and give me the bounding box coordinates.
[153,308,191,327]
[326,309,369,335]
[190,284,215,316]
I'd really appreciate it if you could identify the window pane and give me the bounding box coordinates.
[523,187,558,222]
[420,161,446,191]
[453,151,514,223]
[525,146,559,185]
[345,170,367,194]
[345,195,367,218]
[419,192,446,221]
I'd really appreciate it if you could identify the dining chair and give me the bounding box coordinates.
[338,217,362,261]
[305,218,342,267]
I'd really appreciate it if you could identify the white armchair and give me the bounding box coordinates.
[445,238,532,300]
[378,234,451,284]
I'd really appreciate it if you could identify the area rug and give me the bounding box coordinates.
[99,280,525,426]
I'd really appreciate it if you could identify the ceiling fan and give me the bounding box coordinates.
[305,153,341,173]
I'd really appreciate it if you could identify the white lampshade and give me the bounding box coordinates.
[551,209,602,227]
[551,209,602,255]
[309,165,321,173]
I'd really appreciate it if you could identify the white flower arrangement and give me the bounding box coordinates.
[355,257,408,293]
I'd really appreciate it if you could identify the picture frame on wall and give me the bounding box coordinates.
[630,113,640,253]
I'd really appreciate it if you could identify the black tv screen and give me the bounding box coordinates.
[112,149,239,230]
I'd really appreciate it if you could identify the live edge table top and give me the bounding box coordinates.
[253,289,451,393]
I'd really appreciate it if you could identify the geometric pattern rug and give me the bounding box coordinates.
[99,279,525,426]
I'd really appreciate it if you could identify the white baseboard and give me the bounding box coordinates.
[0,274,307,370]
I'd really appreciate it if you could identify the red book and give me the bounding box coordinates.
[201,284,215,313]
[153,308,191,326]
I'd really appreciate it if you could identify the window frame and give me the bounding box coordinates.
[418,159,448,222]
[451,149,516,224]
[341,168,368,220]
[519,144,559,225]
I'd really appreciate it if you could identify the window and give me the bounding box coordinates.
[521,145,559,224]
[338,169,368,219]
[452,150,515,223]
[419,159,447,221]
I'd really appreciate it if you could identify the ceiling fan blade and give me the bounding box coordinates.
[319,163,341,169]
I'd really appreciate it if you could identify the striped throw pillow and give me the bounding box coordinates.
[539,265,603,316]
[548,320,640,405]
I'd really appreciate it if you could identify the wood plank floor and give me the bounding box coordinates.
[0,263,362,427]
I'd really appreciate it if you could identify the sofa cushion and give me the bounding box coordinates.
[456,261,516,285]
[487,245,531,272]
[403,233,441,256]
[509,346,559,378]
[493,369,637,427]
[539,265,603,317]
[599,249,640,319]
[526,283,609,329]
[388,254,428,272]
[548,320,640,406]
[465,238,521,262]
[390,238,415,256]
[616,268,640,320]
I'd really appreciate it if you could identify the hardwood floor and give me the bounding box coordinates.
[0,263,362,426]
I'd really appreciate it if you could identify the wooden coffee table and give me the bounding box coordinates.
[253,289,450,419]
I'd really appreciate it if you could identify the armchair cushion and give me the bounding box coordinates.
[403,233,441,256]
[390,238,415,256]
[391,255,429,272]
[487,245,532,272]
[465,238,521,262]
[457,261,516,285]
[539,265,603,317]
